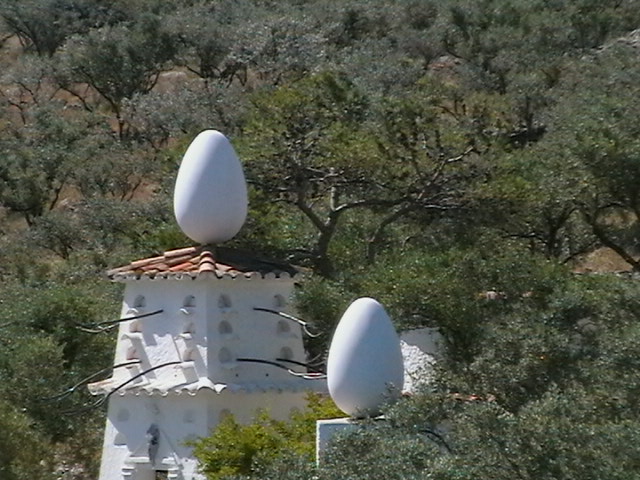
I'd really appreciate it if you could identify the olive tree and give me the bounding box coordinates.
[55,15,178,137]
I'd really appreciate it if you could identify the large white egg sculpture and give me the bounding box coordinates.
[327,297,404,417]
[173,130,248,244]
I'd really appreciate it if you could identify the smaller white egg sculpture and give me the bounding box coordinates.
[327,297,404,417]
[173,130,248,244]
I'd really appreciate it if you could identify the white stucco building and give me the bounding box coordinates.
[90,245,323,480]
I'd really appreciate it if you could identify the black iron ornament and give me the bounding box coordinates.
[76,309,164,333]
[253,307,321,337]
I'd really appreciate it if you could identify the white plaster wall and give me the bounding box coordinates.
[113,280,211,385]
[99,275,311,480]
[400,327,444,393]
[98,400,130,480]
[205,277,305,384]
[112,276,304,385]
[204,390,309,429]
[99,390,310,480]
[99,394,208,480]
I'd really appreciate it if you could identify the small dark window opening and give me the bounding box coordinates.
[155,471,169,480]
[133,295,146,309]
[183,295,196,308]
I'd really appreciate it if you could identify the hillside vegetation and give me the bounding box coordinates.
[1,1,640,479]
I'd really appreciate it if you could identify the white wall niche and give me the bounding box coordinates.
[129,320,142,333]
[218,347,235,368]
[219,409,232,423]
[277,319,296,339]
[183,295,196,308]
[183,410,196,424]
[125,346,138,361]
[114,432,127,446]
[218,294,232,310]
[182,322,195,335]
[117,408,130,422]
[181,347,198,363]
[180,295,196,316]
[273,294,286,308]
[133,295,146,309]
[279,346,293,360]
[218,320,234,338]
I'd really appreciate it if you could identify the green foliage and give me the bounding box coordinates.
[320,426,436,480]
[0,0,124,57]
[476,142,593,261]
[557,42,640,270]
[193,411,286,480]
[191,393,342,480]
[56,13,178,136]
[426,389,640,480]
[0,280,116,440]
[0,101,116,224]
[240,71,375,275]
[293,275,355,359]
[0,397,53,480]
[358,241,568,360]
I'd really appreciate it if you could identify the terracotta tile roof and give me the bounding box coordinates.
[107,246,300,281]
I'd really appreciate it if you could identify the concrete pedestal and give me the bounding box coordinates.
[316,418,360,465]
